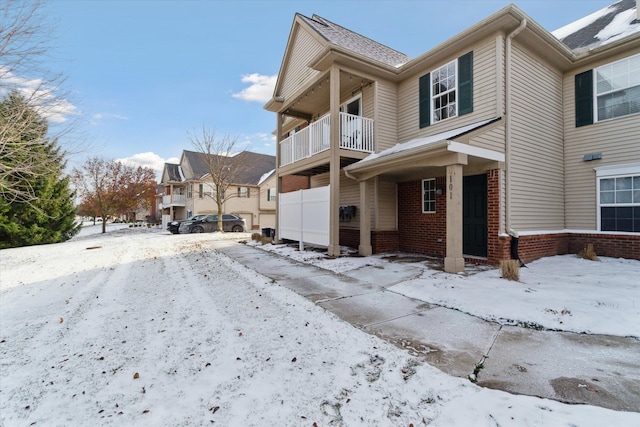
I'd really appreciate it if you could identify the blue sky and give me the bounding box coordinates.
[40,0,615,176]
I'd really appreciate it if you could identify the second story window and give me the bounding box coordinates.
[432,60,457,122]
[267,188,276,201]
[238,187,250,198]
[419,52,473,128]
[187,184,193,199]
[575,53,640,127]
[596,53,640,121]
[198,183,204,198]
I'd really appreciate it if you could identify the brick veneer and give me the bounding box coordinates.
[397,177,447,258]
[281,175,310,193]
[334,168,640,263]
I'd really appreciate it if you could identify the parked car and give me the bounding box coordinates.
[167,214,206,234]
[179,214,246,233]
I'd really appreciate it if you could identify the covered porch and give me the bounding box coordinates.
[344,118,504,273]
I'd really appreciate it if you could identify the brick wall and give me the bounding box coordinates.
[509,232,640,264]
[339,228,359,249]
[372,230,399,253]
[487,170,509,264]
[281,175,310,193]
[569,233,640,260]
[397,178,447,258]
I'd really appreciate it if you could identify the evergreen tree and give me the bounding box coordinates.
[0,91,79,248]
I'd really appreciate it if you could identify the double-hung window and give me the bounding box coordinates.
[238,187,250,198]
[422,178,436,213]
[597,164,640,233]
[575,53,640,126]
[596,53,640,121]
[267,188,276,202]
[419,52,473,128]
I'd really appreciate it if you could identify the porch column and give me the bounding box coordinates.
[169,184,174,220]
[359,180,372,256]
[274,112,283,243]
[444,164,465,273]
[328,66,341,257]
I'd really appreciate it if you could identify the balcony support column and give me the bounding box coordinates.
[328,66,341,257]
[358,179,372,256]
[275,113,283,243]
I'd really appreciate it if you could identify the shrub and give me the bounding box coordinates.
[578,243,599,261]
[499,259,520,281]
[251,233,262,242]
[260,236,273,245]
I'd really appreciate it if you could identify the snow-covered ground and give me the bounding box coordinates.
[250,241,640,338]
[1,226,639,426]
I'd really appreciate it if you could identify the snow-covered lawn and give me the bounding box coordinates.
[1,227,639,426]
[250,242,640,338]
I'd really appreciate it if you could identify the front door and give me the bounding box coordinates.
[463,174,487,257]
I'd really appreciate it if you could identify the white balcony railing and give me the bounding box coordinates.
[162,194,186,206]
[279,113,374,167]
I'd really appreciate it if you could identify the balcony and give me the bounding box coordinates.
[279,112,374,167]
[162,194,185,206]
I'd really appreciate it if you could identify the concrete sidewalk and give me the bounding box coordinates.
[213,241,640,413]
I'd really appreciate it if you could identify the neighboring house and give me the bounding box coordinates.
[265,0,640,272]
[159,150,277,231]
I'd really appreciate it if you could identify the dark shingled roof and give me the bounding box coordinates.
[165,163,182,182]
[554,0,639,50]
[182,150,276,186]
[298,14,411,67]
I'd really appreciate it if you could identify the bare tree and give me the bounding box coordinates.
[189,126,253,232]
[1,0,79,206]
[72,157,157,233]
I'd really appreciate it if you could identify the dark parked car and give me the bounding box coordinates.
[179,214,246,233]
[167,214,206,234]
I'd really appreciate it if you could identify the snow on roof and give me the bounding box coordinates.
[552,0,640,51]
[357,118,498,164]
[258,169,275,186]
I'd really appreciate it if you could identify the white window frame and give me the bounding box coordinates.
[422,178,436,213]
[187,184,193,199]
[595,163,640,232]
[267,188,276,202]
[340,95,362,116]
[238,186,249,198]
[594,53,640,122]
[431,59,458,123]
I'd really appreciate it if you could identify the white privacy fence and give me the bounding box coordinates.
[279,186,330,248]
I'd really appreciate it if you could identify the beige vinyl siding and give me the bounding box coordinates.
[396,36,500,147]
[310,173,329,188]
[280,27,324,101]
[339,173,361,229]
[374,79,399,152]
[563,49,640,230]
[508,44,564,231]
[469,126,505,153]
[375,178,397,230]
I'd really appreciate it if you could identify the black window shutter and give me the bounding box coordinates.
[419,73,430,128]
[575,70,593,127]
[458,51,473,116]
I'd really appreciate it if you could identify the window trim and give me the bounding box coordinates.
[595,163,640,232]
[267,188,276,202]
[422,178,436,214]
[431,59,458,124]
[594,53,640,123]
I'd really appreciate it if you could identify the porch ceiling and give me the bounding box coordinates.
[281,72,373,121]
[344,118,504,182]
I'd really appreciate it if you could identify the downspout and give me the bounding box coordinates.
[505,18,527,235]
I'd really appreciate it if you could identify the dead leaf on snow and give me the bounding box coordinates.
[133,372,140,379]
[59,317,64,323]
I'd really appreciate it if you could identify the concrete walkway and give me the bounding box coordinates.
[213,241,640,413]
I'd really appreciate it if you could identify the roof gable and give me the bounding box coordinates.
[299,14,411,68]
[181,150,276,186]
[553,0,640,51]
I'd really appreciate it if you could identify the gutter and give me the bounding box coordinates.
[505,18,527,234]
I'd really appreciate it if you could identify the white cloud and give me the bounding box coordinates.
[232,73,276,103]
[93,113,128,121]
[0,66,80,123]
[116,152,179,180]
